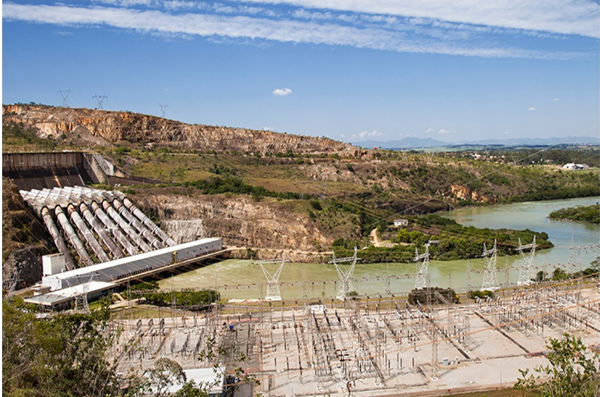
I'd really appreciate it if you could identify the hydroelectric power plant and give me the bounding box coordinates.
[4,150,599,396]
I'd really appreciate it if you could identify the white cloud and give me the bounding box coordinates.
[350,130,381,139]
[425,128,435,134]
[356,130,381,139]
[505,131,510,134]
[438,128,453,134]
[554,97,559,101]
[235,0,600,38]
[263,126,273,131]
[2,3,591,60]
[528,107,535,111]
[273,88,292,96]
[339,133,346,138]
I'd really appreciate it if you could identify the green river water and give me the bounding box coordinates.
[159,196,599,300]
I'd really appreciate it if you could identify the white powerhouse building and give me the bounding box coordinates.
[41,237,223,291]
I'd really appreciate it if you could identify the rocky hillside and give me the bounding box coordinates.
[2,178,55,289]
[3,104,363,156]
[3,103,599,275]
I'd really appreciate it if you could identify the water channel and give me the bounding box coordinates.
[159,196,599,300]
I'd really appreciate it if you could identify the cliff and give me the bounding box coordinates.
[2,104,363,156]
[134,194,331,252]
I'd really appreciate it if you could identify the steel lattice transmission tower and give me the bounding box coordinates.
[92,94,108,110]
[159,104,169,118]
[256,252,287,301]
[430,319,439,381]
[329,246,361,300]
[58,90,71,107]
[414,243,431,290]
[481,240,500,291]
[64,273,96,314]
[516,236,537,286]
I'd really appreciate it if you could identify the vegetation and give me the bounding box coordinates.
[3,296,255,397]
[515,333,599,396]
[408,287,459,305]
[469,290,494,300]
[333,213,552,263]
[133,288,220,308]
[548,203,600,224]
[2,121,57,151]
[2,298,118,397]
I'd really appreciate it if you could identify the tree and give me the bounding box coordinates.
[145,358,187,397]
[515,333,600,397]
[2,298,118,397]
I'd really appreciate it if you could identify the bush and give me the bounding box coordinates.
[470,290,494,300]
[309,199,322,211]
[408,287,459,305]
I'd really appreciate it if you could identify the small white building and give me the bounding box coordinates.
[562,163,590,170]
[393,219,408,227]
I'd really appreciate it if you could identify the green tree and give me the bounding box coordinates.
[2,298,118,397]
[515,333,600,397]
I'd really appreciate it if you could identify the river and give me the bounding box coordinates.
[159,196,599,300]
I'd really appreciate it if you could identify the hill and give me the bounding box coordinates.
[2,104,599,260]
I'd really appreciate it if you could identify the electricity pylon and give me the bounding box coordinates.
[93,94,108,110]
[516,236,536,286]
[481,240,499,291]
[256,252,287,301]
[329,247,361,300]
[414,243,431,290]
[58,90,70,107]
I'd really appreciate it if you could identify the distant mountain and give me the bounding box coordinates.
[356,136,600,149]
[454,136,600,146]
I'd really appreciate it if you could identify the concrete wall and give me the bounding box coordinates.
[3,152,84,170]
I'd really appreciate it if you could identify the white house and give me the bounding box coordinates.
[562,163,589,170]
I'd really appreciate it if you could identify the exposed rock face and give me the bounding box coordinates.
[3,105,362,156]
[134,194,329,252]
[161,220,204,244]
[449,184,497,203]
[2,177,54,288]
[3,247,43,289]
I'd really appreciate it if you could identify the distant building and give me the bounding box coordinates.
[562,163,589,170]
[393,219,408,227]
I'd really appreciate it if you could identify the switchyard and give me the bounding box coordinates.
[111,278,599,396]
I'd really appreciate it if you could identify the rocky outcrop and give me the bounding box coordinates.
[3,105,363,156]
[134,194,330,251]
[3,247,44,289]
[2,178,54,288]
[449,184,497,203]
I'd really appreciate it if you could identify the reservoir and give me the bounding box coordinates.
[160,196,599,300]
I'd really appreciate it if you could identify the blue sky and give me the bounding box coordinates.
[2,0,599,143]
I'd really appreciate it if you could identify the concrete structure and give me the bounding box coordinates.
[41,237,223,291]
[20,186,179,266]
[42,253,67,276]
[24,281,117,310]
